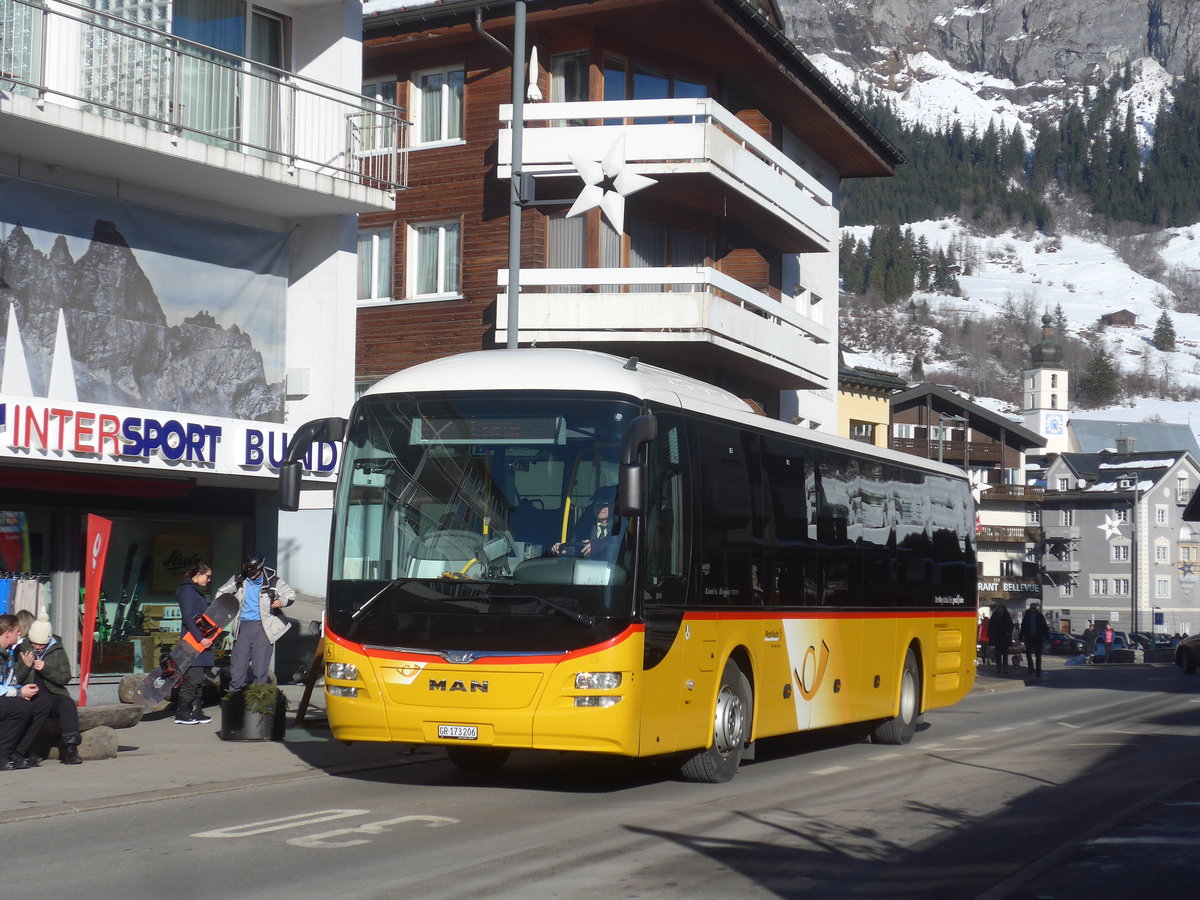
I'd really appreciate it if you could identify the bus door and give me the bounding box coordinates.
[637,411,703,754]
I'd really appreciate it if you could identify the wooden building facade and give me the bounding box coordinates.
[356,0,901,427]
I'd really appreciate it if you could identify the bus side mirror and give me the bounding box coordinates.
[278,416,348,512]
[617,414,657,517]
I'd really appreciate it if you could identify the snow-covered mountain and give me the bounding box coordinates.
[770,4,1200,443]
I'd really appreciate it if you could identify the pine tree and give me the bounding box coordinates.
[1153,311,1177,351]
[911,354,925,380]
[1080,349,1119,406]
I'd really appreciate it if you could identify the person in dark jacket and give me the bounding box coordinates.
[174,563,216,725]
[989,603,1014,674]
[1019,603,1050,677]
[16,611,82,763]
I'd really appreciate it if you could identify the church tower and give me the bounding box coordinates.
[1023,313,1069,455]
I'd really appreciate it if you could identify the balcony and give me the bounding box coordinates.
[0,0,407,217]
[495,266,834,390]
[976,525,1040,544]
[1042,556,1081,574]
[498,99,835,252]
[891,437,1002,463]
[984,484,1045,503]
[1042,525,1080,541]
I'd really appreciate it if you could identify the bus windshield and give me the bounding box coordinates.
[327,392,642,650]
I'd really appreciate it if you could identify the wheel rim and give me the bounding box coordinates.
[713,683,745,757]
[899,667,917,724]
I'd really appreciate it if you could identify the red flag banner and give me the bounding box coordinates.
[79,514,112,707]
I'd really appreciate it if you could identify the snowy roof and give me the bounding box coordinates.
[1071,419,1200,459]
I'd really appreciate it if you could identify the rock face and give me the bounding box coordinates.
[780,0,1200,83]
[0,219,284,421]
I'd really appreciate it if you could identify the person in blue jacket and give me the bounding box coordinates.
[174,563,216,725]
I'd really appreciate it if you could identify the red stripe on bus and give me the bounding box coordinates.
[325,622,645,665]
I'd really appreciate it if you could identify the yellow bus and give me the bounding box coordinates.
[281,349,977,782]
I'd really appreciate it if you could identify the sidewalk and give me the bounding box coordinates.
[0,683,441,824]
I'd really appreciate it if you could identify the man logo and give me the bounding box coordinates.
[428,679,489,693]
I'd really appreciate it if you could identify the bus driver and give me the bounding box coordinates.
[552,490,619,560]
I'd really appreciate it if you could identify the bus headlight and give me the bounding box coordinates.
[326,662,360,680]
[326,685,359,698]
[575,672,621,690]
[574,695,622,708]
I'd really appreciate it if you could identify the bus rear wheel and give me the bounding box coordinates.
[871,648,920,745]
[446,746,511,773]
[680,659,751,783]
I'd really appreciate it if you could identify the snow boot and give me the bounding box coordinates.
[60,732,83,765]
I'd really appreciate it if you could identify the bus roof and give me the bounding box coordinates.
[364,349,968,481]
[365,348,754,415]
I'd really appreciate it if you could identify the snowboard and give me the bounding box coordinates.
[131,593,240,707]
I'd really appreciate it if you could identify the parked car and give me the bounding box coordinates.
[1129,632,1155,651]
[1175,634,1200,674]
[1045,632,1084,655]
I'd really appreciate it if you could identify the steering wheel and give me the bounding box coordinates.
[554,541,587,558]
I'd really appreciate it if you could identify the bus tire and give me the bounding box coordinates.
[446,746,511,773]
[871,648,920,746]
[680,658,751,783]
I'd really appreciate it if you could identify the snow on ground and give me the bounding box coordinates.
[842,219,1200,439]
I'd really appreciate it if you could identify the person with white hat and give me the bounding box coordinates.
[16,611,83,765]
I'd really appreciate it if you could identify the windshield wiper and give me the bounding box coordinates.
[352,574,486,620]
[352,577,415,620]
[492,593,596,626]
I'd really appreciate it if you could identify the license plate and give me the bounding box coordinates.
[438,724,478,741]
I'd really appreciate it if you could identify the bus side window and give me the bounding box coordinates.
[645,417,687,601]
[761,435,814,606]
[696,421,763,606]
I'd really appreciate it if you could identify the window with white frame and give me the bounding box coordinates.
[1091,578,1108,595]
[1183,544,1199,562]
[407,219,462,299]
[1060,509,1074,526]
[1177,476,1192,505]
[357,226,393,302]
[360,77,399,153]
[1061,582,1074,597]
[413,65,464,145]
[1056,477,1070,491]
[1155,543,1169,563]
[1027,507,1041,525]
[1116,507,1129,523]
[1113,578,1130,595]
[1156,505,1168,525]
[893,423,914,440]
[1111,544,1129,562]
[1156,577,1171,598]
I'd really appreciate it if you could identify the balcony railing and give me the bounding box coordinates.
[983,484,1045,503]
[891,437,1002,462]
[496,265,833,388]
[0,0,407,193]
[499,98,835,249]
[976,525,1040,543]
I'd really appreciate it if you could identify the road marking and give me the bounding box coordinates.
[954,734,979,741]
[287,814,459,848]
[1088,836,1200,846]
[193,809,369,838]
[989,726,1014,733]
[921,743,944,750]
[866,753,900,762]
[810,765,849,776]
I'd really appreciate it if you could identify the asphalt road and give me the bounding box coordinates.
[7,664,1200,899]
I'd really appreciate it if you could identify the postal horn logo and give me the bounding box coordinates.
[793,640,831,702]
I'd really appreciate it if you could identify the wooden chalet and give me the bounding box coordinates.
[357,0,901,424]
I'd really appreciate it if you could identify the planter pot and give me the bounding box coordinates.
[219,692,286,741]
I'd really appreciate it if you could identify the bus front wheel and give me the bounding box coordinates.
[446,746,511,773]
[680,659,751,783]
[871,648,920,745]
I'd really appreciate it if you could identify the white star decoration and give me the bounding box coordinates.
[1098,514,1125,541]
[969,471,991,504]
[566,134,656,235]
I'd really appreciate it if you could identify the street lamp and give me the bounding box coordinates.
[1123,475,1141,637]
